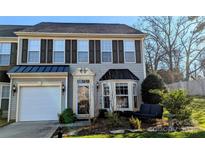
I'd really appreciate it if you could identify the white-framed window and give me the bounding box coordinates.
[53,40,65,63]
[0,85,10,111]
[101,40,112,63]
[28,39,40,63]
[77,40,89,63]
[102,83,110,109]
[133,83,138,108]
[116,83,129,108]
[124,40,136,63]
[0,43,11,65]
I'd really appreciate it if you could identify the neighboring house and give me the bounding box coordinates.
[0,22,146,122]
[0,25,30,118]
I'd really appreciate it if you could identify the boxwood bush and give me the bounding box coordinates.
[59,108,76,124]
[141,73,166,104]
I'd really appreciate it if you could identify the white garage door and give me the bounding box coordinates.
[19,86,61,121]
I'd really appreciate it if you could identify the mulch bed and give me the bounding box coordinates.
[67,118,168,136]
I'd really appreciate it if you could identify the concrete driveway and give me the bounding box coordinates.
[0,121,59,138]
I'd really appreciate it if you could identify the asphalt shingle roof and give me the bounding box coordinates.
[99,69,139,81]
[18,22,144,34]
[0,25,30,37]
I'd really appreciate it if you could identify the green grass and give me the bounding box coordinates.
[68,96,205,138]
[70,131,205,138]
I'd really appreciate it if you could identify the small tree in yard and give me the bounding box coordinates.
[159,89,192,121]
[141,73,166,104]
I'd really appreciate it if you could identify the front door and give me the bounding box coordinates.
[77,80,90,115]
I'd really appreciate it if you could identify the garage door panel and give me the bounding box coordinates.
[19,86,61,121]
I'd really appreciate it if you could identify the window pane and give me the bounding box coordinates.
[103,84,109,95]
[28,51,40,63]
[0,43,11,54]
[104,96,110,108]
[0,55,10,65]
[53,40,65,51]
[101,40,112,51]
[78,40,89,51]
[1,99,9,110]
[77,80,90,84]
[29,40,40,51]
[116,83,128,95]
[116,96,129,108]
[125,52,135,62]
[124,40,135,51]
[102,52,111,62]
[133,84,137,96]
[54,51,64,63]
[78,51,88,62]
[2,86,9,98]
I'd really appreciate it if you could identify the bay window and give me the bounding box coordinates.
[0,43,11,65]
[116,83,129,108]
[53,40,65,63]
[102,83,110,109]
[28,39,40,63]
[101,40,112,63]
[124,40,135,63]
[77,40,89,63]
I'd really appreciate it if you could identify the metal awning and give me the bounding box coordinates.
[8,65,69,74]
[99,69,139,81]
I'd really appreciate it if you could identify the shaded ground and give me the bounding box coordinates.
[0,118,7,127]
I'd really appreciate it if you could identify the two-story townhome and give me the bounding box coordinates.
[0,22,146,122]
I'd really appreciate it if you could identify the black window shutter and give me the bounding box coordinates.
[112,40,118,63]
[10,43,17,65]
[135,40,141,63]
[118,40,124,63]
[47,39,53,63]
[95,40,101,63]
[89,40,95,64]
[40,39,47,63]
[72,40,77,63]
[21,39,28,63]
[65,40,71,63]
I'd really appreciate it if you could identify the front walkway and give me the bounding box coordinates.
[0,121,59,138]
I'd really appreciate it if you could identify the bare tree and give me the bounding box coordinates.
[179,16,205,80]
[135,16,205,82]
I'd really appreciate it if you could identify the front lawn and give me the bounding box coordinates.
[68,96,205,138]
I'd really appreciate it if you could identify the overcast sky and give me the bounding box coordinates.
[0,16,141,26]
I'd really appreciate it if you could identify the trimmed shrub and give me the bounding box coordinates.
[58,108,76,124]
[107,112,122,127]
[157,89,192,122]
[141,73,166,104]
[98,109,108,118]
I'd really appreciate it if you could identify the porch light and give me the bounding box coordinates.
[62,83,65,93]
[12,84,17,94]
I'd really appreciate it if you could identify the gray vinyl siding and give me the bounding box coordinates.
[9,63,145,120]
[67,63,145,117]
